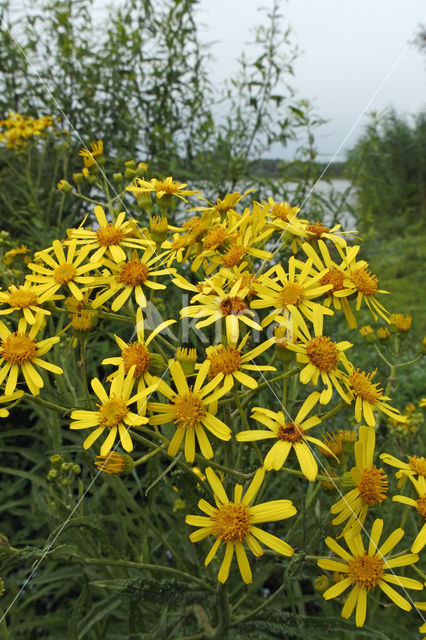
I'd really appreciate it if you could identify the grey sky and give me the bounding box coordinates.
[196,0,426,160]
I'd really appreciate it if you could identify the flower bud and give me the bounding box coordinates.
[124,167,137,180]
[57,179,73,193]
[95,452,134,475]
[377,327,390,341]
[50,454,63,467]
[113,172,123,184]
[176,347,197,375]
[136,162,148,177]
[73,172,84,186]
[359,325,375,343]
[150,215,168,243]
[314,575,331,594]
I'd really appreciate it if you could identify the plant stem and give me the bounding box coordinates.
[24,393,72,415]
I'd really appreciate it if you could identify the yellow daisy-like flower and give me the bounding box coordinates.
[251,256,333,336]
[79,140,103,168]
[69,206,148,264]
[70,366,156,455]
[185,466,296,584]
[414,601,426,634]
[190,190,253,222]
[127,176,199,202]
[346,367,404,427]
[393,474,426,553]
[147,360,232,463]
[0,314,63,396]
[178,277,261,346]
[0,389,24,417]
[204,334,276,390]
[285,324,352,404]
[0,281,62,324]
[330,426,388,537]
[335,245,390,324]
[26,239,102,302]
[92,248,172,311]
[236,392,332,481]
[318,518,423,628]
[380,452,426,481]
[300,240,359,329]
[101,307,175,411]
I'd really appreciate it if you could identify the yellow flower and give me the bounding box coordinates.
[251,256,333,336]
[190,190,253,222]
[393,474,426,553]
[147,360,232,462]
[0,281,61,324]
[236,392,333,481]
[69,206,148,264]
[0,313,63,396]
[380,452,426,481]
[79,140,103,168]
[177,276,261,346]
[101,307,174,411]
[204,334,276,390]
[185,467,296,583]
[330,426,388,537]
[285,325,352,404]
[318,518,423,628]
[92,248,173,311]
[70,366,156,455]
[2,244,31,266]
[127,176,199,202]
[94,452,134,475]
[347,368,404,427]
[389,313,412,332]
[27,239,103,301]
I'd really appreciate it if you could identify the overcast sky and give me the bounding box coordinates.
[196,0,425,160]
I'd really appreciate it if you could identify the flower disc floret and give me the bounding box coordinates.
[278,421,304,442]
[119,260,149,286]
[358,467,388,506]
[221,245,246,267]
[320,268,345,294]
[347,553,384,590]
[350,369,382,402]
[208,346,242,376]
[172,392,206,429]
[54,263,77,284]
[279,282,304,306]
[211,503,251,542]
[8,289,38,308]
[99,398,128,428]
[307,221,330,237]
[220,296,247,316]
[121,343,151,377]
[409,456,426,477]
[203,227,228,249]
[349,267,378,296]
[1,332,37,364]
[416,496,426,519]
[96,224,125,246]
[306,336,339,372]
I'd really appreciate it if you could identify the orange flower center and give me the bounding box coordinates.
[8,289,38,309]
[172,392,205,429]
[348,553,384,590]
[306,336,339,371]
[211,502,251,542]
[306,221,330,237]
[203,227,228,249]
[320,268,345,294]
[54,263,77,284]
[349,369,383,403]
[278,421,304,442]
[96,224,125,246]
[1,332,37,364]
[221,244,246,267]
[358,466,388,505]
[220,296,247,316]
[208,346,242,376]
[99,398,128,428]
[279,282,304,307]
[320,432,342,457]
[271,202,295,221]
[416,496,426,519]
[119,260,149,286]
[349,267,378,296]
[409,456,426,477]
[121,342,151,377]
[153,178,179,194]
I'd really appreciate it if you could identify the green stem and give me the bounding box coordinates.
[373,343,393,368]
[24,393,72,415]
[79,340,92,408]
[319,400,348,422]
[212,583,230,639]
[397,353,423,368]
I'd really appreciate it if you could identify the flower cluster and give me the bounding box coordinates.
[0,141,424,632]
